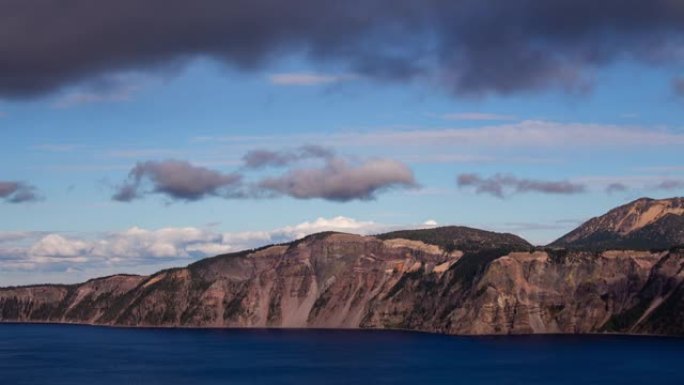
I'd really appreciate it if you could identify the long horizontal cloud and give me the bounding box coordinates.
[0,181,41,203]
[199,120,684,150]
[112,160,243,201]
[113,152,417,202]
[572,175,684,194]
[457,173,586,198]
[2,1,684,98]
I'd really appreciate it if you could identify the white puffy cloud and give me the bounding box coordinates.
[185,243,235,256]
[270,216,380,239]
[89,226,223,260]
[28,234,90,263]
[0,216,401,274]
[212,216,384,250]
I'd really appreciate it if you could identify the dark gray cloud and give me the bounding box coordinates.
[112,160,243,202]
[2,1,684,99]
[258,158,417,201]
[0,181,41,203]
[242,145,334,169]
[457,173,585,198]
[606,182,629,194]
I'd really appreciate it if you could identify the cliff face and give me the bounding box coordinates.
[2,229,683,336]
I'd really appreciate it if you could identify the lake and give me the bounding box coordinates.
[0,324,682,384]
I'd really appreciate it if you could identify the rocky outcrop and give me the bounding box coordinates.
[2,226,683,336]
[551,197,684,250]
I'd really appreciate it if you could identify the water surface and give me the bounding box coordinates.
[1,324,682,384]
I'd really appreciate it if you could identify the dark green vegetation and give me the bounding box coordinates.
[377,226,532,252]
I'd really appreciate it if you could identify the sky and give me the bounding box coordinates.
[1,0,684,285]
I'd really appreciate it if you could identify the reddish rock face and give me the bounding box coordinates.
[1,227,683,336]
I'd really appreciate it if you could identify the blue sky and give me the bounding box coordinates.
[2,1,684,285]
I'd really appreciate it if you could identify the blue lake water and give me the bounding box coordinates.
[0,324,683,385]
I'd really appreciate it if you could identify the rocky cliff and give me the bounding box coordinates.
[2,221,684,336]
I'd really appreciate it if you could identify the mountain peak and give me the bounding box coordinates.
[550,197,684,250]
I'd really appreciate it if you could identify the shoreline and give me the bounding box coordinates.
[2,320,682,339]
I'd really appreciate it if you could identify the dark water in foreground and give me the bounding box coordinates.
[1,324,683,385]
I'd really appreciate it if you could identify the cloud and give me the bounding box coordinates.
[28,234,90,264]
[572,175,684,193]
[113,150,417,202]
[635,165,684,173]
[112,160,243,202]
[89,227,226,260]
[257,157,418,201]
[52,83,139,108]
[457,173,586,198]
[365,121,684,147]
[242,145,334,169]
[674,77,684,97]
[198,120,684,150]
[0,232,42,244]
[440,113,517,121]
[260,216,382,242]
[52,76,141,108]
[105,148,186,159]
[269,73,357,86]
[653,179,684,190]
[606,182,629,194]
[2,1,684,99]
[31,143,84,153]
[0,227,224,271]
[0,181,41,203]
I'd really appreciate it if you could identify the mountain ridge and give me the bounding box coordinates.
[2,198,684,336]
[550,197,684,250]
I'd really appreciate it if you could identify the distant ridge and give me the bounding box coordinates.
[549,197,684,250]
